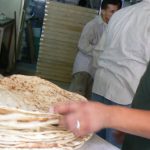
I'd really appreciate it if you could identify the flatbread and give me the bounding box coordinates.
[0,75,87,111]
[0,75,91,149]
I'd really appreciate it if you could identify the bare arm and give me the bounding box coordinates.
[54,101,150,139]
[109,105,150,139]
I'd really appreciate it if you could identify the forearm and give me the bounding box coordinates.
[106,106,150,139]
[54,101,150,138]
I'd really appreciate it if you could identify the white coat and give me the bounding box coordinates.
[93,0,150,104]
[73,15,107,77]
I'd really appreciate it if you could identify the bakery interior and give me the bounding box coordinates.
[0,0,143,150]
[0,0,133,88]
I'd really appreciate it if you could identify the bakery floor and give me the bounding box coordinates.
[14,62,70,90]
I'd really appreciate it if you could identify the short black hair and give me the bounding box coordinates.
[101,0,122,10]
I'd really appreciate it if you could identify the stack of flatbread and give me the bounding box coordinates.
[0,75,91,149]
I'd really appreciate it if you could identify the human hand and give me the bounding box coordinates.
[53,101,111,137]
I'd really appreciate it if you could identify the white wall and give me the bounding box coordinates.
[0,0,25,42]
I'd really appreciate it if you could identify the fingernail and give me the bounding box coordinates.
[49,107,54,114]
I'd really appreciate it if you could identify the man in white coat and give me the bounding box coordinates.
[92,0,150,147]
[69,0,122,99]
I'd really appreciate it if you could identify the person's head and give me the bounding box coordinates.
[101,0,122,23]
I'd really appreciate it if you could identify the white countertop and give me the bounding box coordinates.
[79,135,120,150]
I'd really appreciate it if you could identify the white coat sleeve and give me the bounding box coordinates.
[92,29,107,68]
[78,23,95,55]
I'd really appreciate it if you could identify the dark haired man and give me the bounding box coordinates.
[69,0,122,99]
[101,0,122,23]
